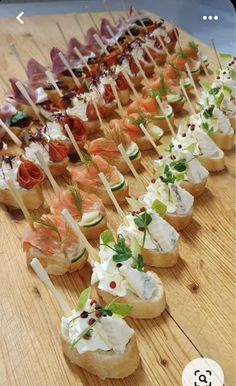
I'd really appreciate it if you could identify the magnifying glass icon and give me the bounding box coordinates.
[199,374,207,383]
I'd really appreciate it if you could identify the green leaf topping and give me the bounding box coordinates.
[215,92,224,108]
[222,85,232,95]
[151,199,167,217]
[133,212,152,228]
[229,69,236,81]
[10,111,29,125]
[201,122,214,136]
[203,106,214,119]
[188,41,199,51]
[31,215,61,240]
[136,253,144,271]
[162,164,176,184]
[68,185,82,213]
[170,158,187,172]
[176,48,187,58]
[130,113,147,128]
[75,287,91,312]
[106,302,133,318]
[112,237,133,262]
[100,229,115,245]
[209,87,220,96]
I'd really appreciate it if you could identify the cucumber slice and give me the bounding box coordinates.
[111,177,126,192]
[153,105,173,120]
[82,215,104,228]
[129,148,140,160]
[167,94,184,104]
[70,247,86,263]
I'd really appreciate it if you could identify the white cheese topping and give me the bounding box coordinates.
[66,97,88,121]
[35,87,48,104]
[61,300,134,354]
[79,210,102,226]
[0,158,22,190]
[140,179,194,215]
[24,142,50,165]
[45,121,67,141]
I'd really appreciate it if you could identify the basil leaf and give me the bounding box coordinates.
[75,287,91,312]
[100,230,115,245]
[171,159,187,172]
[137,253,144,271]
[106,302,133,318]
[151,199,167,217]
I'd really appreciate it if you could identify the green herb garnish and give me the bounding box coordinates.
[170,158,187,172]
[151,199,167,217]
[134,212,152,248]
[75,287,91,312]
[203,106,214,119]
[31,215,61,240]
[68,185,82,212]
[201,122,214,136]
[188,41,199,51]
[106,302,133,318]
[209,87,220,96]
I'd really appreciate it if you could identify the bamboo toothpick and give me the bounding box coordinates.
[106,25,122,51]
[15,81,43,123]
[121,69,139,98]
[56,21,67,47]
[155,96,176,137]
[199,51,211,81]
[99,172,125,217]
[118,144,144,187]
[10,43,27,75]
[91,101,109,135]
[58,52,81,88]
[158,36,170,58]
[185,63,200,100]
[93,34,109,55]
[64,124,85,162]
[143,44,160,74]
[31,258,71,316]
[109,81,125,117]
[6,178,33,227]
[210,39,222,70]
[35,150,61,196]
[103,0,116,24]
[73,14,86,40]
[73,47,91,73]
[0,119,22,146]
[45,70,63,97]
[180,82,195,115]
[62,209,99,262]
[139,123,160,155]
[130,52,149,85]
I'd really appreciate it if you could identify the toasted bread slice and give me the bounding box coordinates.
[212,129,234,150]
[180,177,207,197]
[80,216,107,240]
[198,150,225,172]
[96,271,166,319]
[142,245,179,268]
[0,184,43,210]
[164,209,193,231]
[62,334,140,379]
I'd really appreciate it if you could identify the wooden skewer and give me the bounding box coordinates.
[130,52,149,85]
[158,36,170,58]
[62,209,99,262]
[35,150,61,196]
[30,36,48,64]
[199,51,211,81]
[45,70,63,97]
[30,258,71,316]
[133,10,147,31]
[10,43,27,75]
[210,39,222,70]
[180,82,195,115]
[56,21,67,47]
[106,25,122,51]
[121,69,139,98]
[103,0,116,24]
[109,81,125,117]
[185,63,200,100]
[91,101,109,135]
[98,172,125,217]
[155,96,176,137]
[64,124,85,162]
[6,178,33,227]
[93,34,109,55]
[58,52,81,88]
[73,47,91,73]
[15,81,43,123]
[0,119,22,146]
[88,11,100,35]
[139,123,160,155]
[118,144,144,188]
[73,14,86,40]
[143,44,160,74]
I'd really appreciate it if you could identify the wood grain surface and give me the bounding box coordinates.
[0,11,235,386]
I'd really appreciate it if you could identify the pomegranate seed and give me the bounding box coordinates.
[109,281,116,289]
[88,318,96,326]
[160,176,164,181]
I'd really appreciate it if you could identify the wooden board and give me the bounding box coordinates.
[0,11,235,386]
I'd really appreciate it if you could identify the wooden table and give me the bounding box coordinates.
[0,11,235,386]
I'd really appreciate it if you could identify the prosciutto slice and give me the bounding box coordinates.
[27,59,48,85]
[100,18,120,39]
[67,37,91,61]
[0,101,17,121]
[9,78,48,105]
[50,47,67,75]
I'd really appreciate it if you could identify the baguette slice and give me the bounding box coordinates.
[0,184,43,210]
[26,246,88,275]
[95,271,166,319]
[180,177,207,197]
[80,216,107,240]
[49,157,69,177]
[62,334,140,379]
[198,150,225,172]
[212,129,234,150]
[164,208,193,231]
[141,245,179,268]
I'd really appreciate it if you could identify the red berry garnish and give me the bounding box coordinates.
[138,227,145,231]
[80,311,88,318]
[95,311,102,318]
[90,299,97,306]
[132,211,136,216]
[151,178,156,183]
[88,318,96,326]
[83,334,90,340]
[109,281,116,289]
[160,176,164,181]
[178,144,182,149]
[116,263,122,268]
[159,155,163,159]
[140,207,145,212]
[182,133,186,137]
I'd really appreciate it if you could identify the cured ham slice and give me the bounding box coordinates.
[17,160,44,189]
[48,141,70,162]
[67,37,92,61]
[27,59,48,85]
[69,155,122,187]
[100,18,120,39]
[0,101,17,121]
[9,78,48,105]
[50,47,68,75]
